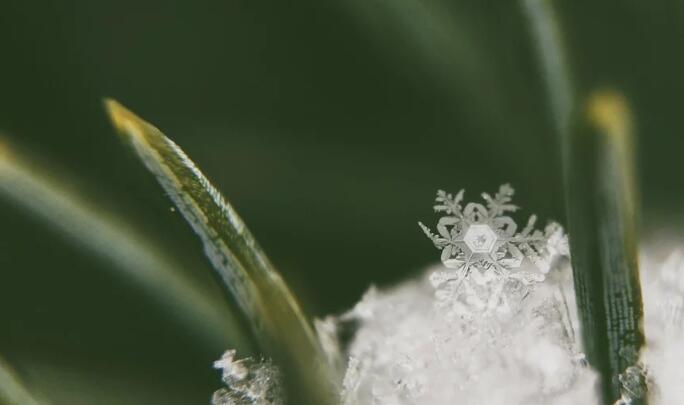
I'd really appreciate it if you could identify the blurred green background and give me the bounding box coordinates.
[1,0,683,403]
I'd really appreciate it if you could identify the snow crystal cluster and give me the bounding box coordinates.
[212,349,283,405]
[211,186,684,405]
[337,185,596,404]
[337,272,596,405]
[638,249,684,404]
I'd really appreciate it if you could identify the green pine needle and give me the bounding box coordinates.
[0,141,244,349]
[0,355,46,405]
[105,99,335,405]
[565,90,646,404]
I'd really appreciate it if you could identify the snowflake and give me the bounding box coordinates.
[419,184,568,317]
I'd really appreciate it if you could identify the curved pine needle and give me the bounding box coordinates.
[105,99,334,404]
[0,141,245,349]
[0,355,46,405]
[522,0,575,141]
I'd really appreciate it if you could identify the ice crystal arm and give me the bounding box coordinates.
[434,189,464,216]
[418,222,440,245]
[418,221,451,249]
[105,100,334,404]
[519,215,538,237]
[481,183,518,217]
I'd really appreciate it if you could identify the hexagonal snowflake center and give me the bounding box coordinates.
[463,224,497,253]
